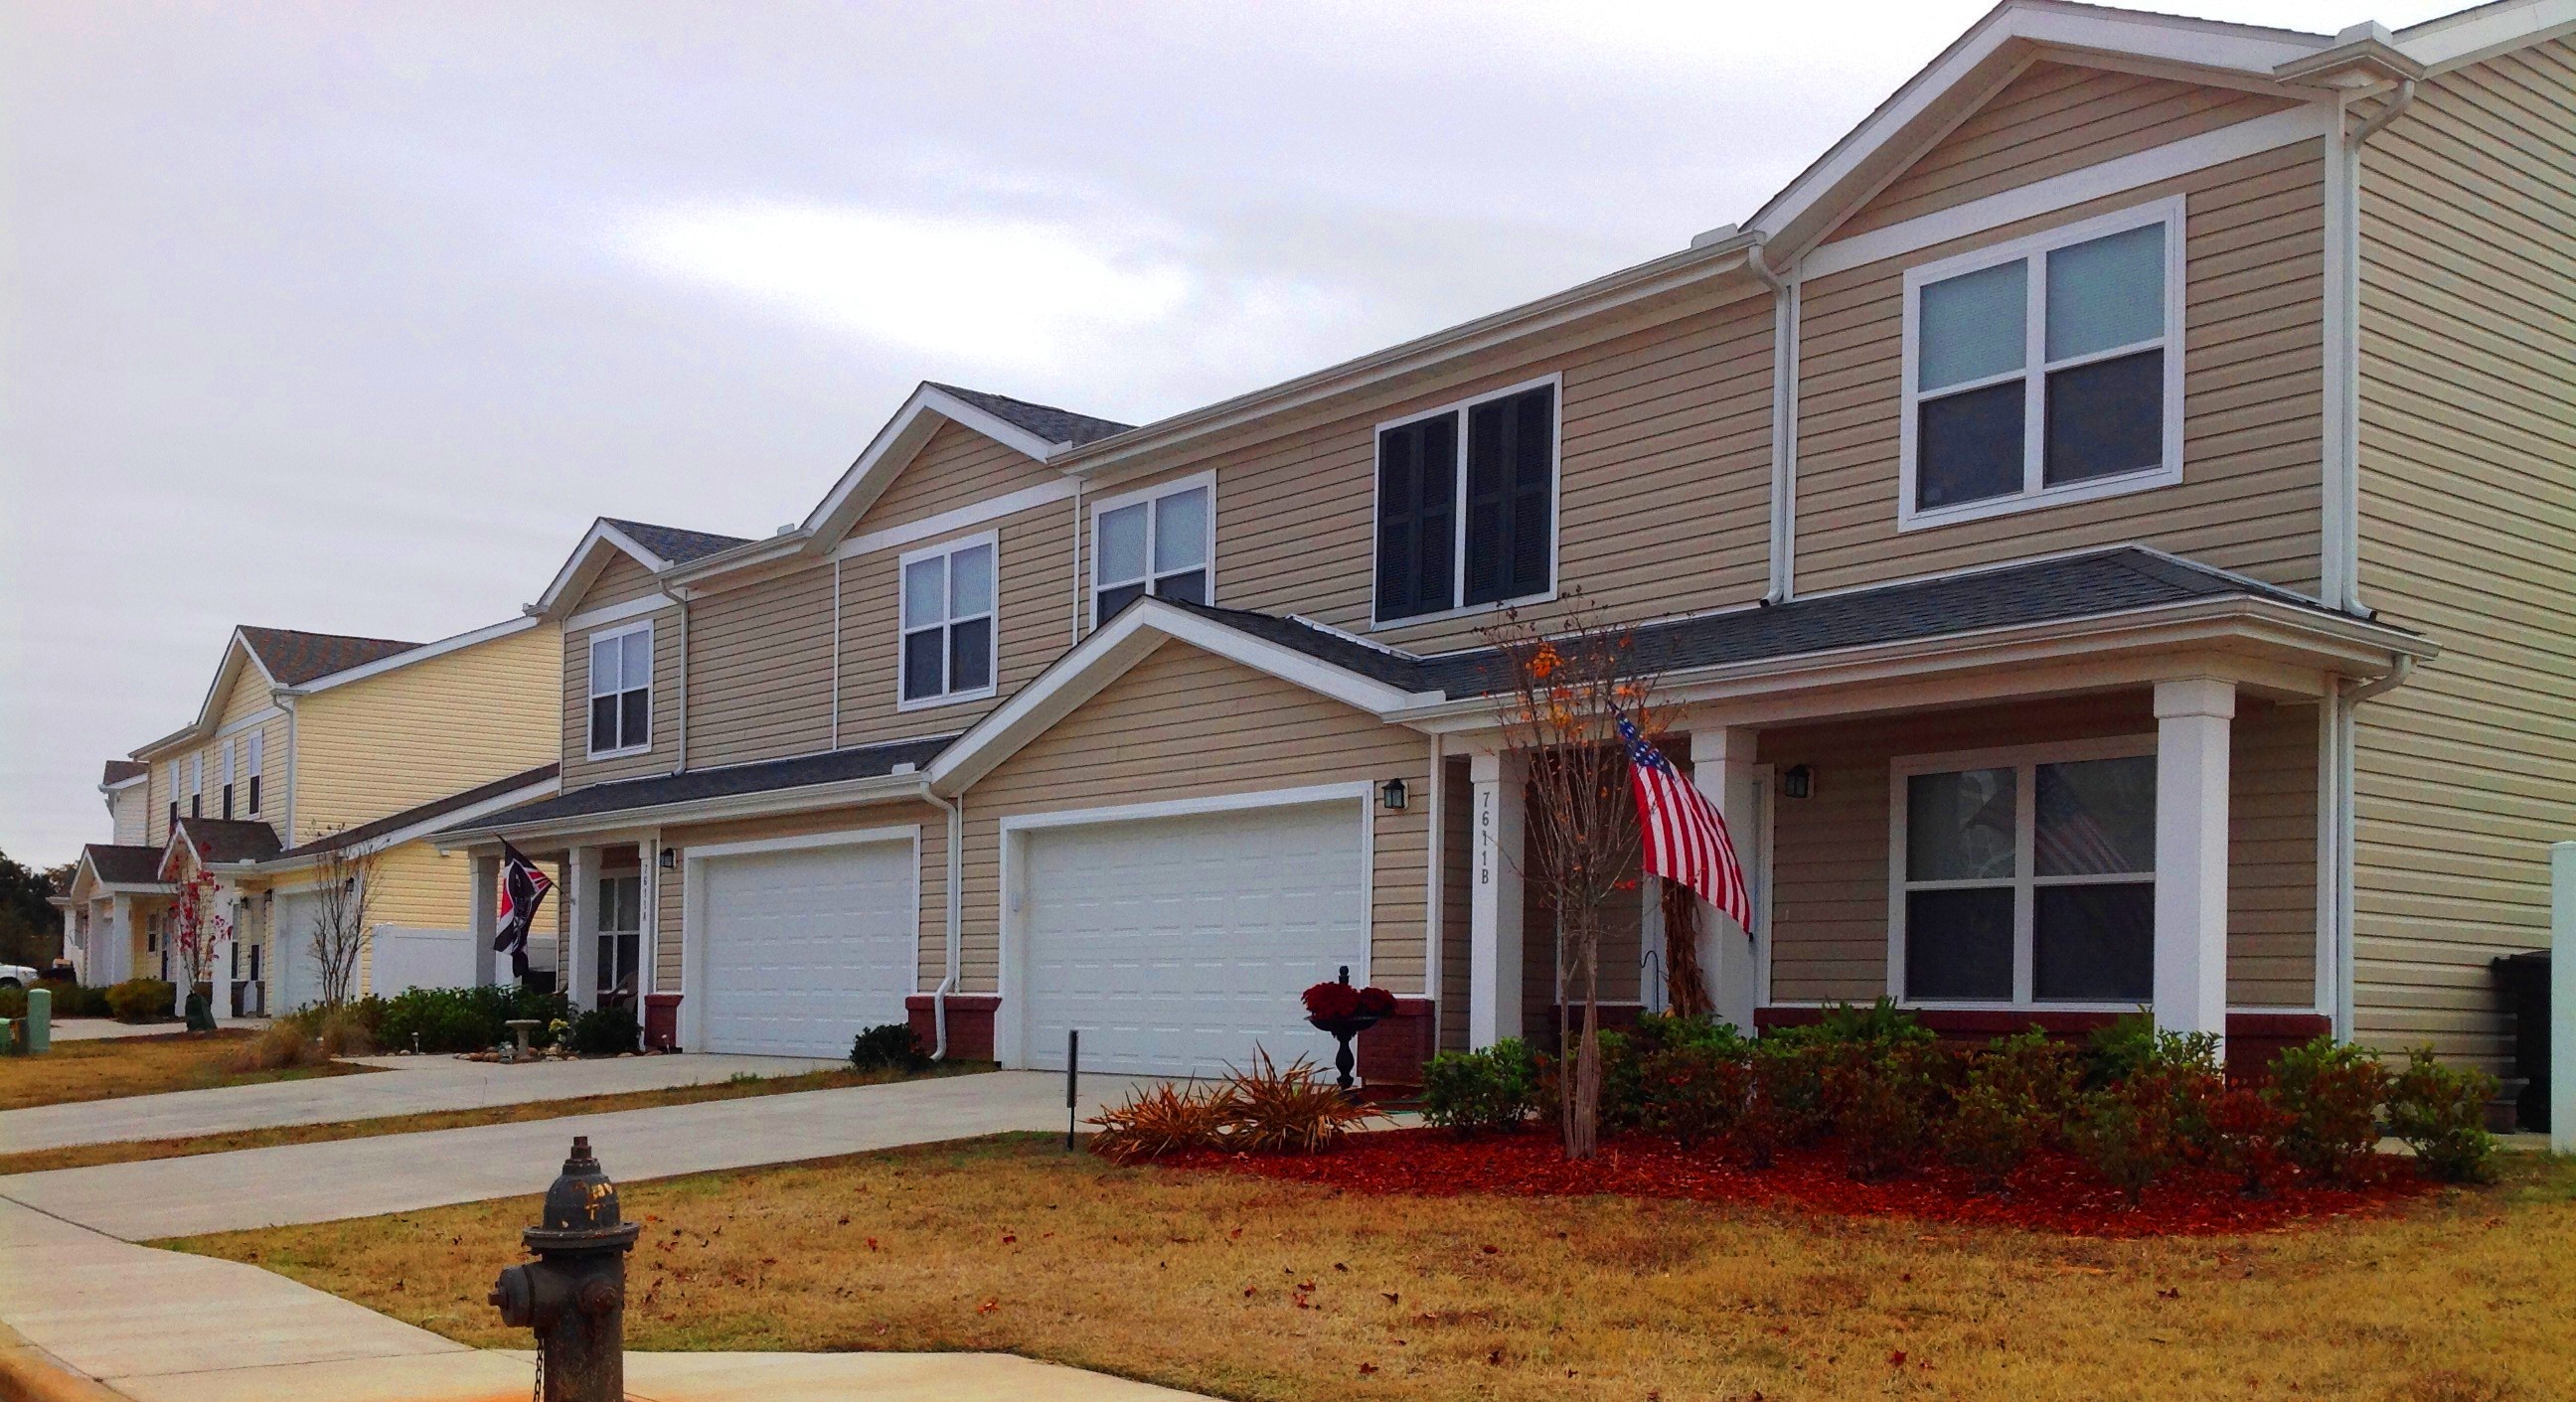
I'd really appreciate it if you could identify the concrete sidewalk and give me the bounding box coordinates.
[1,1070,1149,1240]
[0,1050,840,1153]
[0,1197,1200,1401]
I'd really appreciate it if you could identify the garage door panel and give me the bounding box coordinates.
[700,842,913,1059]
[1022,801,1368,1077]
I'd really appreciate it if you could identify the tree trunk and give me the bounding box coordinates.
[1660,880,1713,1018]
[1564,908,1602,1161]
[1554,908,1574,1153]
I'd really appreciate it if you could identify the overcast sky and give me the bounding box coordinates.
[0,0,2469,864]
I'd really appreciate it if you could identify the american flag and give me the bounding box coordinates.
[1617,717,1753,933]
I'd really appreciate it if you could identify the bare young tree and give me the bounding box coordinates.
[303,835,379,1008]
[1482,596,1670,1160]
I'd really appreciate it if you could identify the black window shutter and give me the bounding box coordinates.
[1464,386,1555,605]
[1374,415,1456,621]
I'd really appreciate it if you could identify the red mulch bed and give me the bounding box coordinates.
[1155,1125,2438,1237]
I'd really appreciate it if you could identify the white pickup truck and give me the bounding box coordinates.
[0,964,41,989]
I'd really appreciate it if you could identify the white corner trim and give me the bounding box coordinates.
[685,823,919,862]
[832,480,1077,562]
[564,593,683,635]
[1802,104,2331,282]
[996,781,1374,835]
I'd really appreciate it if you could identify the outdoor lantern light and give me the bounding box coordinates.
[1782,765,1814,800]
[658,847,676,870]
[1379,777,1408,811]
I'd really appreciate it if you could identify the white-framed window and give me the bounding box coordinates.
[1091,473,1212,625]
[245,729,263,816]
[596,872,642,1005]
[1890,737,2158,1009]
[1372,375,1559,625]
[1898,198,2184,530]
[189,752,204,819]
[586,622,653,757]
[221,739,236,820]
[898,533,998,707]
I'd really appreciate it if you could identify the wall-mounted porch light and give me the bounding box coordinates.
[1379,777,1409,812]
[1781,765,1814,800]
[658,847,677,870]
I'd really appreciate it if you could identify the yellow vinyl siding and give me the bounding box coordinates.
[1086,290,1775,654]
[850,421,1059,536]
[1758,694,2315,1007]
[837,503,1076,744]
[1838,61,2299,237]
[1795,140,2327,596]
[685,561,837,769]
[294,623,561,843]
[2349,40,2576,1064]
[958,644,1432,997]
[563,608,682,787]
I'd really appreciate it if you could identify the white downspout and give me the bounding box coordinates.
[830,558,843,750]
[671,591,691,775]
[1069,476,1085,644]
[1747,236,1800,603]
[920,785,965,1059]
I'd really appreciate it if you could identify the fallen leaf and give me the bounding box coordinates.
[1381,1292,1400,1305]
[1359,1362,1378,1375]
[977,1298,1000,1315]
[1888,1350,1907,1367]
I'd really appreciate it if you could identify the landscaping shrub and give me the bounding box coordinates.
[103,978,176,1022]
[374,985,567,1054]
[1820,1039,1951,1181]
[849,1021,929,1073]
[1420,1038,1542,1135]
[2068,1080,2187,1205]
[1601,1014,1748,1131]
[1089,1081,1238,1163]
[1974,1028,2083,1129]
[565,1005,641,1056]
[1938,1032,2074,1190]
[1773,997,1935,1049]
[38,979,112,1017]
[1636,1043,1748,1149]
[2267,1035,2390,1182]
[2385,1046,2497,1183]
[1735,1037,1830,1168]
[315,1003,377,1058]
[1223,1050,1374,1154]
[2201,1085,2295,1197]
[0,986,20,1019]
[2084,1013,2220,1090]
[233,1019,314,1071]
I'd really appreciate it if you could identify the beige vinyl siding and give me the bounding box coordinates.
[1757,693,2316,1007]
[849,421,1061,537]
[1438,756,1473,1051]
[579,553,666,611]
[1795,140,2327,596]
[294,623,562,842]
[684,561,837,769]
[109,786,148,846]
[644,800,943,997]
[2349,41,2576,1064]
[957,643,1431,997]
[838,502,1075,744]
[1087,288,1775,653]
[563,609,682,788]
[1839,61,2299,237]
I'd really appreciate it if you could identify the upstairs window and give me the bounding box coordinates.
[1092,475,1211,624]
[587,623,653,757]
[1901,199,2181,528]
[900,535,997,706]
[221,738,236,820]
[1374,379,1556,624]
[245,730,263,816]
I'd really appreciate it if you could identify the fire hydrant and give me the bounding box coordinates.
[489,1136,641,1402]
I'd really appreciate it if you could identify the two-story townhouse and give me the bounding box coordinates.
[443,0,2573,1086]
[63,619,563,1011]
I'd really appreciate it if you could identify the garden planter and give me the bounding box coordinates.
[1303,968,1398,1092]
[1307,1013,1381,1091]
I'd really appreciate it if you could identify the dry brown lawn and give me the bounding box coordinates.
[0,1030,373,1111]
[171,1133,2576,1402]
[0,1062,996,1175]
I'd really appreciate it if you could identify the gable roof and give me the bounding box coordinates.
[923,384,1132,450]
[166,817,285,871]
[236,627,422,687]
[531,516,754,618]
[100,761,148,788]
[600,519,754,566]
[77,844,169,890]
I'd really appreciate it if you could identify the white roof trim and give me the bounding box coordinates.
[132,629,281,760]
[2397,0,2576,73]
[98,772,149,793]
[431,771,928,851]
[283,615,540,696]
[531,519,679,617]
[253,774,564,868]
[793,384,1079,552]
[927,598,1431,795]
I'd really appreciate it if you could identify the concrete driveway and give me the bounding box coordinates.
[1,1069,1153,1240]
[0,1049,841,1153]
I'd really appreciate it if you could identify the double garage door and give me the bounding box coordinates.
[697,839,916,1058]
[1019,799,1368,1077]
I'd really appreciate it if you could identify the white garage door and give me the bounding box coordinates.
[1020,799,1368,1077]
[698,840,916,1058]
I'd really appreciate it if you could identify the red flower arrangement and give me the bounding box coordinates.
[1303,981,1397,1021]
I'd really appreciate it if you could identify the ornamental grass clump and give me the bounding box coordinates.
[1089,1081,1240,1164]
[2385,1045,2498,1183]
[1224,1051,1375,1153]
[2267,1035,2391,1182]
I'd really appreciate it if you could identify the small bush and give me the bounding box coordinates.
[1736,1038,1830,1168]
[2267,1035,2390,1182]
[849,1021,929,1072]
[374,985,567,1054]
[1089,1081,1238,1163]
[315,1004,377,1058]
[104,978,176,1022]
[1821,1040,1950,1181]
[2068,1081,2187,1205]
[1224,1050,1374,1154]
[2085,1013,2220,1089]
[566,1005,641,1056]
[2201,1086,2295,1197]
[0,986,21,1019]
[1773,998,1935,1049]
[1938,1032,2072,1190]
[1602,1014,1748,1131]
[1420,1038,1542,1135]
[1636,1044,1748,1148]
[2385,1046,2498,1183]
[34,979,110,1017]
[1975,1028,2083,1131]
[232,1020,313,1071]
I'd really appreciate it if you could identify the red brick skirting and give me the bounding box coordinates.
[904,994,1001,1061]
[1356,998,1437,1087]
[1753,1007,2332,1078]
[642,993,682,1051]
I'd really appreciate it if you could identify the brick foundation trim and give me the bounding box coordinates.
[643,993,682,1051]
[1753,1007,2332,1077]
[1355,997,1437,1087]
[904,994,1001,1062]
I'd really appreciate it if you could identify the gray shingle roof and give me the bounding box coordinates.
[100,760,148,786]
[603,519,754,566]
[928,384,1132,449]
[276,764,559,860]
[174,817,284,864]
[238,627,422,686]
[81,845,166,886]
[451,737,953,835]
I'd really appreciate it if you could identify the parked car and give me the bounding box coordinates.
[0,964,38,990]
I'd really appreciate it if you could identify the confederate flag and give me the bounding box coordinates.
[494,840,555,979]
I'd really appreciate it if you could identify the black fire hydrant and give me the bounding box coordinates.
[489,1136,641,1402]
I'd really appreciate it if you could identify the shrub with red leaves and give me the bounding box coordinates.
[1304,981,1395,1021]
[2202,1086,2295,1198]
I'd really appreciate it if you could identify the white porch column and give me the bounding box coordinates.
[470,854,500,988]
[565,846,598,1011]
[2154,679,2235,1051]
[1690,726,1763,1031]
[1467,748,1528,1048]
[106,895,134,985]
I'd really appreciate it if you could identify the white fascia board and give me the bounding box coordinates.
[531,519,675,617]
[562,592,684,634]
[2398,0,2576,73]
[283,615,542,696]
[797,384,1072,548]
[926,598,1434,794]
[430,772,929,853]
[134,632,278,759]
[98,773,149,793]
[657,535,810,589]
[1748,1,2330,252]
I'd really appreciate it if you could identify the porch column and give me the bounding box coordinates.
[1467,748,1528,1048]
[107,895,135,985]
[2154,678,2235,1051]
[565,846,598,1011]
[470,854,500,988]
[1689,726,1762,1031]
